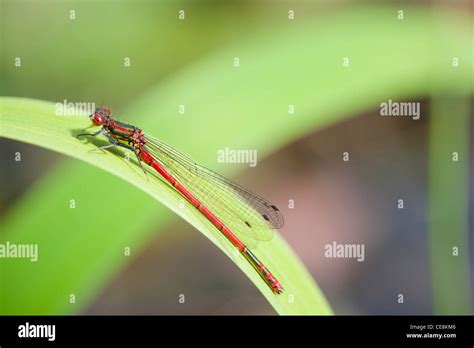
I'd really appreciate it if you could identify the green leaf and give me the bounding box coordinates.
[1,5,472,315]
[0,98,332,315]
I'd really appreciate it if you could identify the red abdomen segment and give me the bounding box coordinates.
[139,150,283,294]
[242,247,283,294]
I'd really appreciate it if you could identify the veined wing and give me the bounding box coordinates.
[143,134,284,242]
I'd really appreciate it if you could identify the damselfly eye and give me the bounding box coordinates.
[91,113,104,126]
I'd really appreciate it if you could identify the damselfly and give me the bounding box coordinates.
[78,107,284,294]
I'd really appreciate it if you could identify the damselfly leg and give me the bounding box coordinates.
[78,128,147,175]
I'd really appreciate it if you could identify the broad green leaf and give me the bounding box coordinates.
[0,97,332,314]
[1,5,472,315]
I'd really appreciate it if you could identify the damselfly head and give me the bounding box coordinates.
[90,107,111,126]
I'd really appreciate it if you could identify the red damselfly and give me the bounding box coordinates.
[78,107,284,294]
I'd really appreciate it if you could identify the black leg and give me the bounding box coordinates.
[77,127,147,177]
[133,151,148,177]
[100,133,147,177]
[77,128,104,138]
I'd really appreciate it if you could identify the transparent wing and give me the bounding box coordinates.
[143,134,284,241]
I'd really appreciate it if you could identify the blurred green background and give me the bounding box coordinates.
[0,0,472,314]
